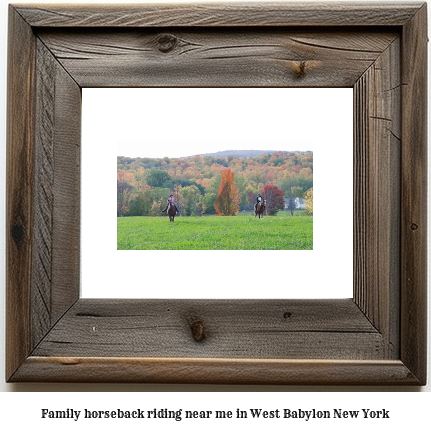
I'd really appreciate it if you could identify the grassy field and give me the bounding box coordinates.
[117,212,312,250]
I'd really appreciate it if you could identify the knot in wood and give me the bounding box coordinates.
[186,314,206,342]
[157,34,178,53]
[11,222,25,245]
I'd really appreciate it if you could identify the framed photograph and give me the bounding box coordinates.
[6,2,427,384]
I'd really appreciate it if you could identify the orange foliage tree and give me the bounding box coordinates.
[214,168,241,215]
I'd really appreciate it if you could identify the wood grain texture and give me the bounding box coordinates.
[32,40,56,347]
[12,357,420,385]
[400,3,428,384]
[36,29,398,88]
[6,2,427,385]
[31,39,81,350]
[15,2,423,27]
[6,7,36,381]
[50,53,81,324]
[32,299,384,360]
[353,38,401,359]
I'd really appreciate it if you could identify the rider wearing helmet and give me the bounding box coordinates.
[255,193,263,211]
[162,194,179,214]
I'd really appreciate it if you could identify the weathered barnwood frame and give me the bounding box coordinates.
[6,2,427,384]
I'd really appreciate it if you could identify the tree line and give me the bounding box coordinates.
[117,151,313,217]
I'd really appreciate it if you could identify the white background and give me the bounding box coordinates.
[81,87,353,299]
[0,0,429,420]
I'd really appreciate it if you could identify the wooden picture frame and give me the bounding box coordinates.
[6,2,427,385]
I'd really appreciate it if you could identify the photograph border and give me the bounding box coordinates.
[6,2,427,384]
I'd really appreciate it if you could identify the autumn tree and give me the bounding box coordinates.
[182,185,203,216]
[117,173,133,216]
[150,198,164,216]
[172,184,184,215]
[134,170,146,193]
[214,168,241,216]
[290,186,304,199]
[234,174,249,207]
[304,187,313,214]
[128,190,152,216]
[262,184,284,215]
[146,169,172,188]
[203,192,216,214]
[150,187,171,215]
[279,173,312,196]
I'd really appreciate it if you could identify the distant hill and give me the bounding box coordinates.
[184,149,311,159]
[194,150,274,158]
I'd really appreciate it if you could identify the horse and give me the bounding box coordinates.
[255,200,266,219]
[167,201,177,222]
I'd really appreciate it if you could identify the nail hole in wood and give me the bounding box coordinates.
[411,223,418,230]
[283,312,292,319]
[292,61,307,78]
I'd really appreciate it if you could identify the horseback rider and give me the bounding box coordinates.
[162,194,179,214]
[255,193,264,211]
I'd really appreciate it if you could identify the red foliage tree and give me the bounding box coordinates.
[214,168,241,215]
[262,184,285,215]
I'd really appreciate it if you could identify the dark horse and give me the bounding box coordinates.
[167,201,177,222]
[255,200,266,219]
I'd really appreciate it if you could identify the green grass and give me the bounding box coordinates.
[117,212,312,250]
